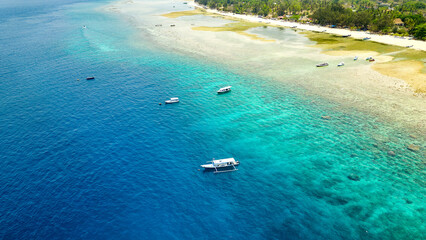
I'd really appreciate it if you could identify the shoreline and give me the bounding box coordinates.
[103,0,426,135]
[189,1,426,52]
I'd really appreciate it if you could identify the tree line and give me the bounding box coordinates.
[194,0,426,40]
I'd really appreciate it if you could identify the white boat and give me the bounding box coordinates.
[217,86,231,94]
[354,56,358,61]
[165,97,179,104]
[366,56,373,60]
[337,62,344,67]
[201,158,240,173]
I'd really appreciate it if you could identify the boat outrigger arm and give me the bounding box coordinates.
[201,158,240,173]
[213,161,238,174]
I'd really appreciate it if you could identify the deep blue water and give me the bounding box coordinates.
[0,1,424,239]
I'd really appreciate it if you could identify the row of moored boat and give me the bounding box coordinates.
[316,56,376,68]
[164,86,232,104]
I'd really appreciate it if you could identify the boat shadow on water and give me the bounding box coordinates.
[201,165,239,174]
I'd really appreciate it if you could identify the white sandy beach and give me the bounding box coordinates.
[188,1,426,52]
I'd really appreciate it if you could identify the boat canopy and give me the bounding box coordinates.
[170,97,179,100]
[220,86,231,90]
[212,158,236,164]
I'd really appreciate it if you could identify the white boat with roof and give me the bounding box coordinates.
[217,86,231,94]
[201,158,240,173]
[165,97,179,104]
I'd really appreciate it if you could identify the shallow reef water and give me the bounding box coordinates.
[0,0,424,239]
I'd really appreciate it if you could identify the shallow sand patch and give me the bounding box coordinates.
[236,31,275,42]
[161,8,207,18]
[321,50,378,57]
[192,22,275,42]
[192,21,264,32]
[373,60,426,93]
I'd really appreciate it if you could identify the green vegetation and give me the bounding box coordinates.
[195,0,426,39]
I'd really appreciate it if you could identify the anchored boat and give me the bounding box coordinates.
[316,63,329,67]
[165,97,179,104]
[201,158,240,173]
[217,86,231,94]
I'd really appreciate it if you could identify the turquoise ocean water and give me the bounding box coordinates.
[0,0,424,239]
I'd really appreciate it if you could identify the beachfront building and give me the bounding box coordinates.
[393,18,404,26]
[299,16,311,23]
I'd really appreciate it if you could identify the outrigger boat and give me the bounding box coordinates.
[201,158,240,173]
[217,86,231,94]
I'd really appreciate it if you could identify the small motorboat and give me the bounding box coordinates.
[337,62,344,67]
[165,97,179,104]
[342,34,351,38]
[406,45,413,48]
[369,59,375,62]
[217,86,231,94]
[362,37,371,40]
[354,56,358,61]
[365,56,373,61]
[86,76,95,80]
[201,158,240,173]
[316,63,329,67]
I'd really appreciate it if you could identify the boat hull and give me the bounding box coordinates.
[316,63,328,67]
[201,162,240,169]
[217,90,231,94]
